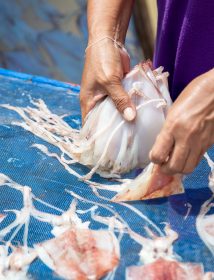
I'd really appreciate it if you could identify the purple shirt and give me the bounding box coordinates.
[154,0,214,101]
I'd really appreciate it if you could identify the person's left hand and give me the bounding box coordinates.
[150,69,214,175]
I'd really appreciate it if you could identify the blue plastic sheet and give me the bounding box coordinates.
[0,69,213,279]
[0,0,142,83]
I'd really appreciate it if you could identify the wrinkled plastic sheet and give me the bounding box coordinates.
[0,0,142,83]
[0,68,213,279]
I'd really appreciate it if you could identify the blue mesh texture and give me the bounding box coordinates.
[0,68,213,279]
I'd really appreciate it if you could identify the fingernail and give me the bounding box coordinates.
[123,107,135,121]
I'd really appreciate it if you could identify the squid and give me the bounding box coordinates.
[35,228,120,280]
[113,163,184,201]
[2,61,183,201]
[0,173,120,280]
[196,197,214,257]
[126,224,213,280]
[126,259,213,280]
[196,153,214,256]
[0,245,36,280]
[78,61,172,178]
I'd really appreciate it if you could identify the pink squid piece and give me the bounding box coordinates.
[113,163,184,201]
[126,258,213,280]
[35,228,120,280]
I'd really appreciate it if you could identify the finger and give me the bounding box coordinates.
[150,130,175,164]
[182,148,202,174]
[160,142,190,175]
[107,83,136,121]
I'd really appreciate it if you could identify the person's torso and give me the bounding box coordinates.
[154,0,214,100]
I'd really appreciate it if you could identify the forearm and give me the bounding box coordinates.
[87,0,134,43]
[200,69,214,121]
[173,69,214,118]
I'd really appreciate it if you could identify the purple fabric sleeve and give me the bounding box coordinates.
[154,0,214,101]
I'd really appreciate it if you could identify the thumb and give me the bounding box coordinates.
[107,83,136,121]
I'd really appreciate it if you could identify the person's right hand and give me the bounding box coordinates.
[80,38,136,123]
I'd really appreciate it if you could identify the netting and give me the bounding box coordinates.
[0,69,213,279]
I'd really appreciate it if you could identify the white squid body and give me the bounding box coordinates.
[1,61,184,200]
[75,61,172,177]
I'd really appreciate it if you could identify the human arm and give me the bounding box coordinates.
[150,69,214,174]
[80,0,136,122]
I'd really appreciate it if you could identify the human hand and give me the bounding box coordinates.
[80,38,136,123]
[150,69,214,175]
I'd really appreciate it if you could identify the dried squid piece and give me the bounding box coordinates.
[113,163,184,201]
[140,224,178,263]
[35,228,120,280]
[0,245,36,280]
[126,259,213,280]
[196,153,214,256]
[196,196,214,256]
[126,224,214,280]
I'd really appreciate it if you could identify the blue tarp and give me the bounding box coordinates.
[0,69,213,279]
[0,0,142,83]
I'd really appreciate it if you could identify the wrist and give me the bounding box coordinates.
[88,24,125,44]
[85,36,125,54]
